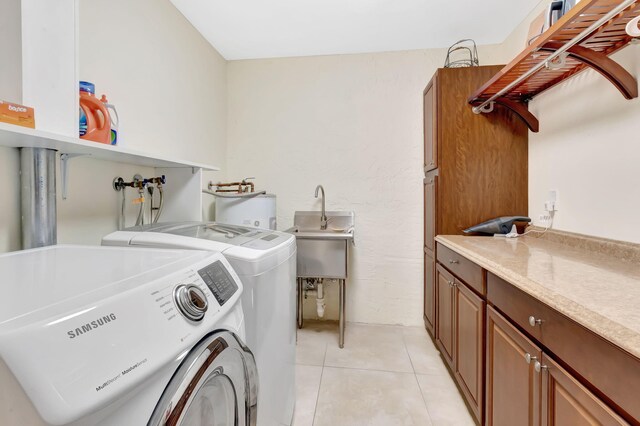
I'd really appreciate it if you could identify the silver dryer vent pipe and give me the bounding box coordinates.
[20,148,57,249]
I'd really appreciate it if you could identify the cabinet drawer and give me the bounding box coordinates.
[487,272,640,423]
[437,243,484,295]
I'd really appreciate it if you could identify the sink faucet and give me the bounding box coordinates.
[315,185,328,230]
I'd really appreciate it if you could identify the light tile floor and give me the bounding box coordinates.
[293,321,475,426]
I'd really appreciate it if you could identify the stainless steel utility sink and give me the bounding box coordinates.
[287,211,354,278]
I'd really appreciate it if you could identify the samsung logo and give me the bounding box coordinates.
[67,313,117,339]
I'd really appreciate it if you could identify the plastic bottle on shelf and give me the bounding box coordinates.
[79,81,110,144]
[100,94,119,145]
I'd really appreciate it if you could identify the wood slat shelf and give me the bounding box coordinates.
[468,0,640,132]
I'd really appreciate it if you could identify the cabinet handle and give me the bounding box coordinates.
[524,353,538,364]
[534,361,548,373]
[528,316,543,327]
[449,259,459,265]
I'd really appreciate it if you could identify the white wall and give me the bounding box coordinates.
[78,0,228,220]
[78,0,227,168]
[0,0,227,253]
[500,0,640,244]
[0,0,22,104]
[227,46,505,326]
[528,46,640,243]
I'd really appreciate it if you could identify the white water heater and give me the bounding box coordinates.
[215,194,277,230]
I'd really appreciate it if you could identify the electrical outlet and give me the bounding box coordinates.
[545,189,558,212]
[538,213,553,227]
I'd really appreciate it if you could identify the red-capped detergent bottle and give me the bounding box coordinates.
[79,81,110,144]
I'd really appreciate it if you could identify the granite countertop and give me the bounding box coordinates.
[435,234,640,359]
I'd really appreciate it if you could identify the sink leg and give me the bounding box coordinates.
[339,279,345,348]
[297,278,304,329]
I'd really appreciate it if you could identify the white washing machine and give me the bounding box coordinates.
[103,222,296,426]
[0,245,258,426]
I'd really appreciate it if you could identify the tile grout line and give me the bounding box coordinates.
[414,373,435,426]
[402,332,436,425]
[311,342,328,426]
[401,332,418,374]
[320,364,415,375]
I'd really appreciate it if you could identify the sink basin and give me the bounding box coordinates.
[287,211,354,278]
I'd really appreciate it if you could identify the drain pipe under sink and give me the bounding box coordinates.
[316,282,326,318]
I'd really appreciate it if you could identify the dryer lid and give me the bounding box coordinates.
[0,245,211,326]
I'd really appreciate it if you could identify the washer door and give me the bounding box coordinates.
[148,331,258,426]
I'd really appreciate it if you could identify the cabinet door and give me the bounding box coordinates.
[423,78,437,172]
[436,264,455,367]
[424,249,435,336]
[424,173,437,253]
[455,281,484,422]
[541,354,628,426]
[486,306,541,426]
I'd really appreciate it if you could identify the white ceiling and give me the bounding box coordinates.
[170,0,541,60]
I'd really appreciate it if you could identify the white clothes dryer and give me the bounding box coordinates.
[0,245,257,426]
[103,222,296,426]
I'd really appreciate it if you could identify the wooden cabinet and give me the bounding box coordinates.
[423,249,435,334]
[487,306,631,426]
[488,272,640,422]
[455,280,485,421]
[436,264,455,367]
[486,306,540,426]
[424,173,436,253]
[435,261,485,421]
[423,171,437,335]
[541,355,628,426]
[422,65,528,340]
[437,242,484,294]
[432,245,639,425]
[423,78,437,172]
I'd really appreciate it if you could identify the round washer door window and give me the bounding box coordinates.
[148,331,258,426]
[181,374,235,426]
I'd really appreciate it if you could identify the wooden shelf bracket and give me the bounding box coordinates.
[540,42,638,100]
[495,99,540,133]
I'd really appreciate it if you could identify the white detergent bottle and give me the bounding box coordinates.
[100,94,120,145]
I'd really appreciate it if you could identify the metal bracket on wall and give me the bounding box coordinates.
[60,153,90,200]
[472,101,495,114]
[544,52,568,70]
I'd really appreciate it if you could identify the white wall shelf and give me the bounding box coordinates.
[0,122,220,171]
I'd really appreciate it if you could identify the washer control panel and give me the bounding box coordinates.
[197,260,239,306]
